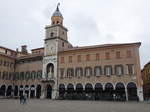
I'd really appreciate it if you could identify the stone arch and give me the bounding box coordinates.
[36,84,41,98]
[85,83,94,100]
[25,85,29,98]
[67,83,74,93]
[127,82,138,101]
[0,85,6,96]
[30,85,35,98]
[94,83,103,100]
[66,83,75,100]
[59,84,65,99]
[19,85,24,96]
[115,82,126,101]
[6,85,12,96]
[104,83,114,100]
[14,85,18,97]
[46,84,52,99]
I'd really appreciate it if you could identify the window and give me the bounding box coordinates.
[37,70,42,79]
[50,32,54,37]
[86,54,90,61]
[94,66,102,76]
[96,53,100,61]
[67,68,74,78]
[127,50,132,58]
[105,52,110,60]
[60,68,64,79]
[127,64,135,74]
[104,65,112,76]
[62,42,65,47]
[116,51,121,59]
[75,67,83,77]
[57,21,59,24]
[85,67,92,77]
[115,65,123,76]
[61,57,64,63]
[69,56,72,63]
[20,72,25,80]
[77,55,81,62]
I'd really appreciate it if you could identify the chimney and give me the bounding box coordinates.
[21,45,28,54]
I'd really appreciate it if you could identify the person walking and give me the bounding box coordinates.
[20,94,23,104]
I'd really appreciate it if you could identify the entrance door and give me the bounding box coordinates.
[47,84,52,99]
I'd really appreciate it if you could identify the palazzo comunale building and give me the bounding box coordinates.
[0,5,144,101]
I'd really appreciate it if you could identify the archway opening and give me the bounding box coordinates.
[85,83,93,100]
[104,83,114,101]
[14,85,18,97]
[67,84,74,100]
[25,85,29,98]
[36,85,41,99]
[6,85,12,97]
[75,83,84,100]
[127,82,138,101]
[30,85,35,98]
[0,85,6,96]
[94,83,103,100]
[59,84,65,99]
[46,84,52,99]
[115,83,126,101]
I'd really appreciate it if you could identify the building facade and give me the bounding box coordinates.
[142,62,150,100]
[0,5,143,101]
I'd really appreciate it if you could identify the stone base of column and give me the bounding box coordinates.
[137,87,144,101]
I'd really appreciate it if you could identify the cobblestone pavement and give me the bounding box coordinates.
[0,99,150,112]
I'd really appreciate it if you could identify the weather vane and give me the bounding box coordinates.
[56,3,60,11]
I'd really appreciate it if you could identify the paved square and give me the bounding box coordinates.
[0,99,150,112]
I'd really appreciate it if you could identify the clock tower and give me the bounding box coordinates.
[42,4,70,99]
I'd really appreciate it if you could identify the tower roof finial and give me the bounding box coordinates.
[56,3,60,11]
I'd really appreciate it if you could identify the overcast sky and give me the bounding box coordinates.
[0,0,150,68]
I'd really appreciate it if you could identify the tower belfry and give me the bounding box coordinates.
[51,3,63,25]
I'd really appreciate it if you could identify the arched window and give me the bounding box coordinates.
[15,72,19,80]
[67,68,74,78]
[94,66,102,76]
[31,71,36,80]
[104,65,112,76]
[60,68,64,79]
[20,72,25,80]
[115,65,124,76]
[75,67,83,77]
[37,70,42,79]
[25,71,30,80]
[85,67,92,77]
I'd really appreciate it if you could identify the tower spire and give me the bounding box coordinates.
[56,3,60,11]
